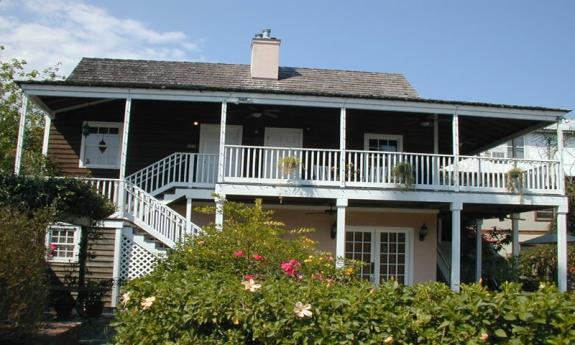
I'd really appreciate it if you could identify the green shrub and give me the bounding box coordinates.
[517,244,575,290]
[113,201,575,345]
[0,174,115,220]
[0,206,52,335]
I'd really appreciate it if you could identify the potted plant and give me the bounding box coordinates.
[506,167,524,193]
[53,290,75,319]
[83,280,111,318]
[391,162,415,189]
[279,156,301,177]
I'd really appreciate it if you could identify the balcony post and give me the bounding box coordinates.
[118,97,132,215]
[557,122,565,194]
[42,114,51,156]
[475,219,483,282]
[14,94,28,175]
[215,194,225,231]
[557,208,568,292]
[452,110,460,190]
[335,198,348,268]
[450,201,462,292]
[339,107,346,187]
[511,213,520,257]
[217,101,227,184]
[433,114,439,188]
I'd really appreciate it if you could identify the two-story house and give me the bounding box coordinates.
[15,30,572,305]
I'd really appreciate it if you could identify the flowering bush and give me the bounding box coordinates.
[113,201,575,344]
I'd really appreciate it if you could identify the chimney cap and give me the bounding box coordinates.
[254,28,277,40]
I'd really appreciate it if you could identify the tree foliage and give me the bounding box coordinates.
[0,46,61,175]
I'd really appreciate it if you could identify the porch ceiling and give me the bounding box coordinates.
[38,96,554,155]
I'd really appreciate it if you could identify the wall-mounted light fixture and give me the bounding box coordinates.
[419,224,429,241]
[330,223,337,239]
[193,121,199,126]
[82,123,92,137]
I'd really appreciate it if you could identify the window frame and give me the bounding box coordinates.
[535,209,555,222]
[45,223,81,263]
[363,134,404,152]
[79,121,123,169]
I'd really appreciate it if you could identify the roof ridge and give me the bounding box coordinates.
[76,57,407,77]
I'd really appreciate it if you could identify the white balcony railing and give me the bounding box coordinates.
[126,153,218,195]
[222,145,562,194]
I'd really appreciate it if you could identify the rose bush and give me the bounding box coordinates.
[113,201,575,344]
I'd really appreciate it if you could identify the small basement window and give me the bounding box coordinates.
[80,121,122,169]
[535,209,555,222]
[46,223,81,263]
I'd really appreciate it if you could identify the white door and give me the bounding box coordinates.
[345,227,412,285]
[198,124,242,183]
[264,127,303,179]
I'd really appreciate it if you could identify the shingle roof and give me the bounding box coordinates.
[66,58,420,99]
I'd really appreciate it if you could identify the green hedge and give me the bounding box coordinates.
[113,201,575,344]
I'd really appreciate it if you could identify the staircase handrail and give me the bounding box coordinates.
[82,177,203,248]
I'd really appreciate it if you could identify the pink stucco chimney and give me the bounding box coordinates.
[250,29,281,80]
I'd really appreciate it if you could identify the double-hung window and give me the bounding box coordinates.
[46,223,81,263]
[79,121,123,169]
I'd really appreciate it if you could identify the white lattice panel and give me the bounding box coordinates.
[120,233,162,281]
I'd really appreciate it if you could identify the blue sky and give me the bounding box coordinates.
[1,0,573,112]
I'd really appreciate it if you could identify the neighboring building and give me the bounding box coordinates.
[15,30,572,304]
[482,121,575,253]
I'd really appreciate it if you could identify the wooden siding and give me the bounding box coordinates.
[48,100,125,177]
[48,228,116,307]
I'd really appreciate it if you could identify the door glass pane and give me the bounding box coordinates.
[379,231,408,284]
[344,231,372,281]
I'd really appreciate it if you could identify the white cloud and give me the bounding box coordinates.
[0,0,202,76]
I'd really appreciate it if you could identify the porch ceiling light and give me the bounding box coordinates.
[419,224,429,241]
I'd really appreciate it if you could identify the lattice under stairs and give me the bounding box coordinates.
[119,227,166,281]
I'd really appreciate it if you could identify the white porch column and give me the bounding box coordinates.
[42,115,51,156]
[217,101,227,184]
[433,114,439,188]
[117,97,132,215]
[433,114,439,154]
[452,111,460,190]
[511,213,520,257]
[450,202,462,292]
[339,107,346,188]
[185,197,194,233]
[215,195,225,230]
[475,219,483,282]
[14,94,28,175]
[557,209,568,292]
[110,226,126,307]
[335,198,348,268]
[557,122,565,194]
[185,197,193,221]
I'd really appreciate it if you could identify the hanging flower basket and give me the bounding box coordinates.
[279,156,301,177]
[391,162,415,189]
[506,167,524,193]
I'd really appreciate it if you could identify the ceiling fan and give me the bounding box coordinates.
[305,205,336,215]
[245,107,280,119]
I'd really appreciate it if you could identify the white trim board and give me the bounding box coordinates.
[19,84,567,122]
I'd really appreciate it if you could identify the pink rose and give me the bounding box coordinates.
[281,259,301,277]
[253,254,264,261]
[244,274,255,280]
[50,244,58,251]
[233,250,245,257]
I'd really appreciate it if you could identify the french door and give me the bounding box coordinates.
[344,227,412,285]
